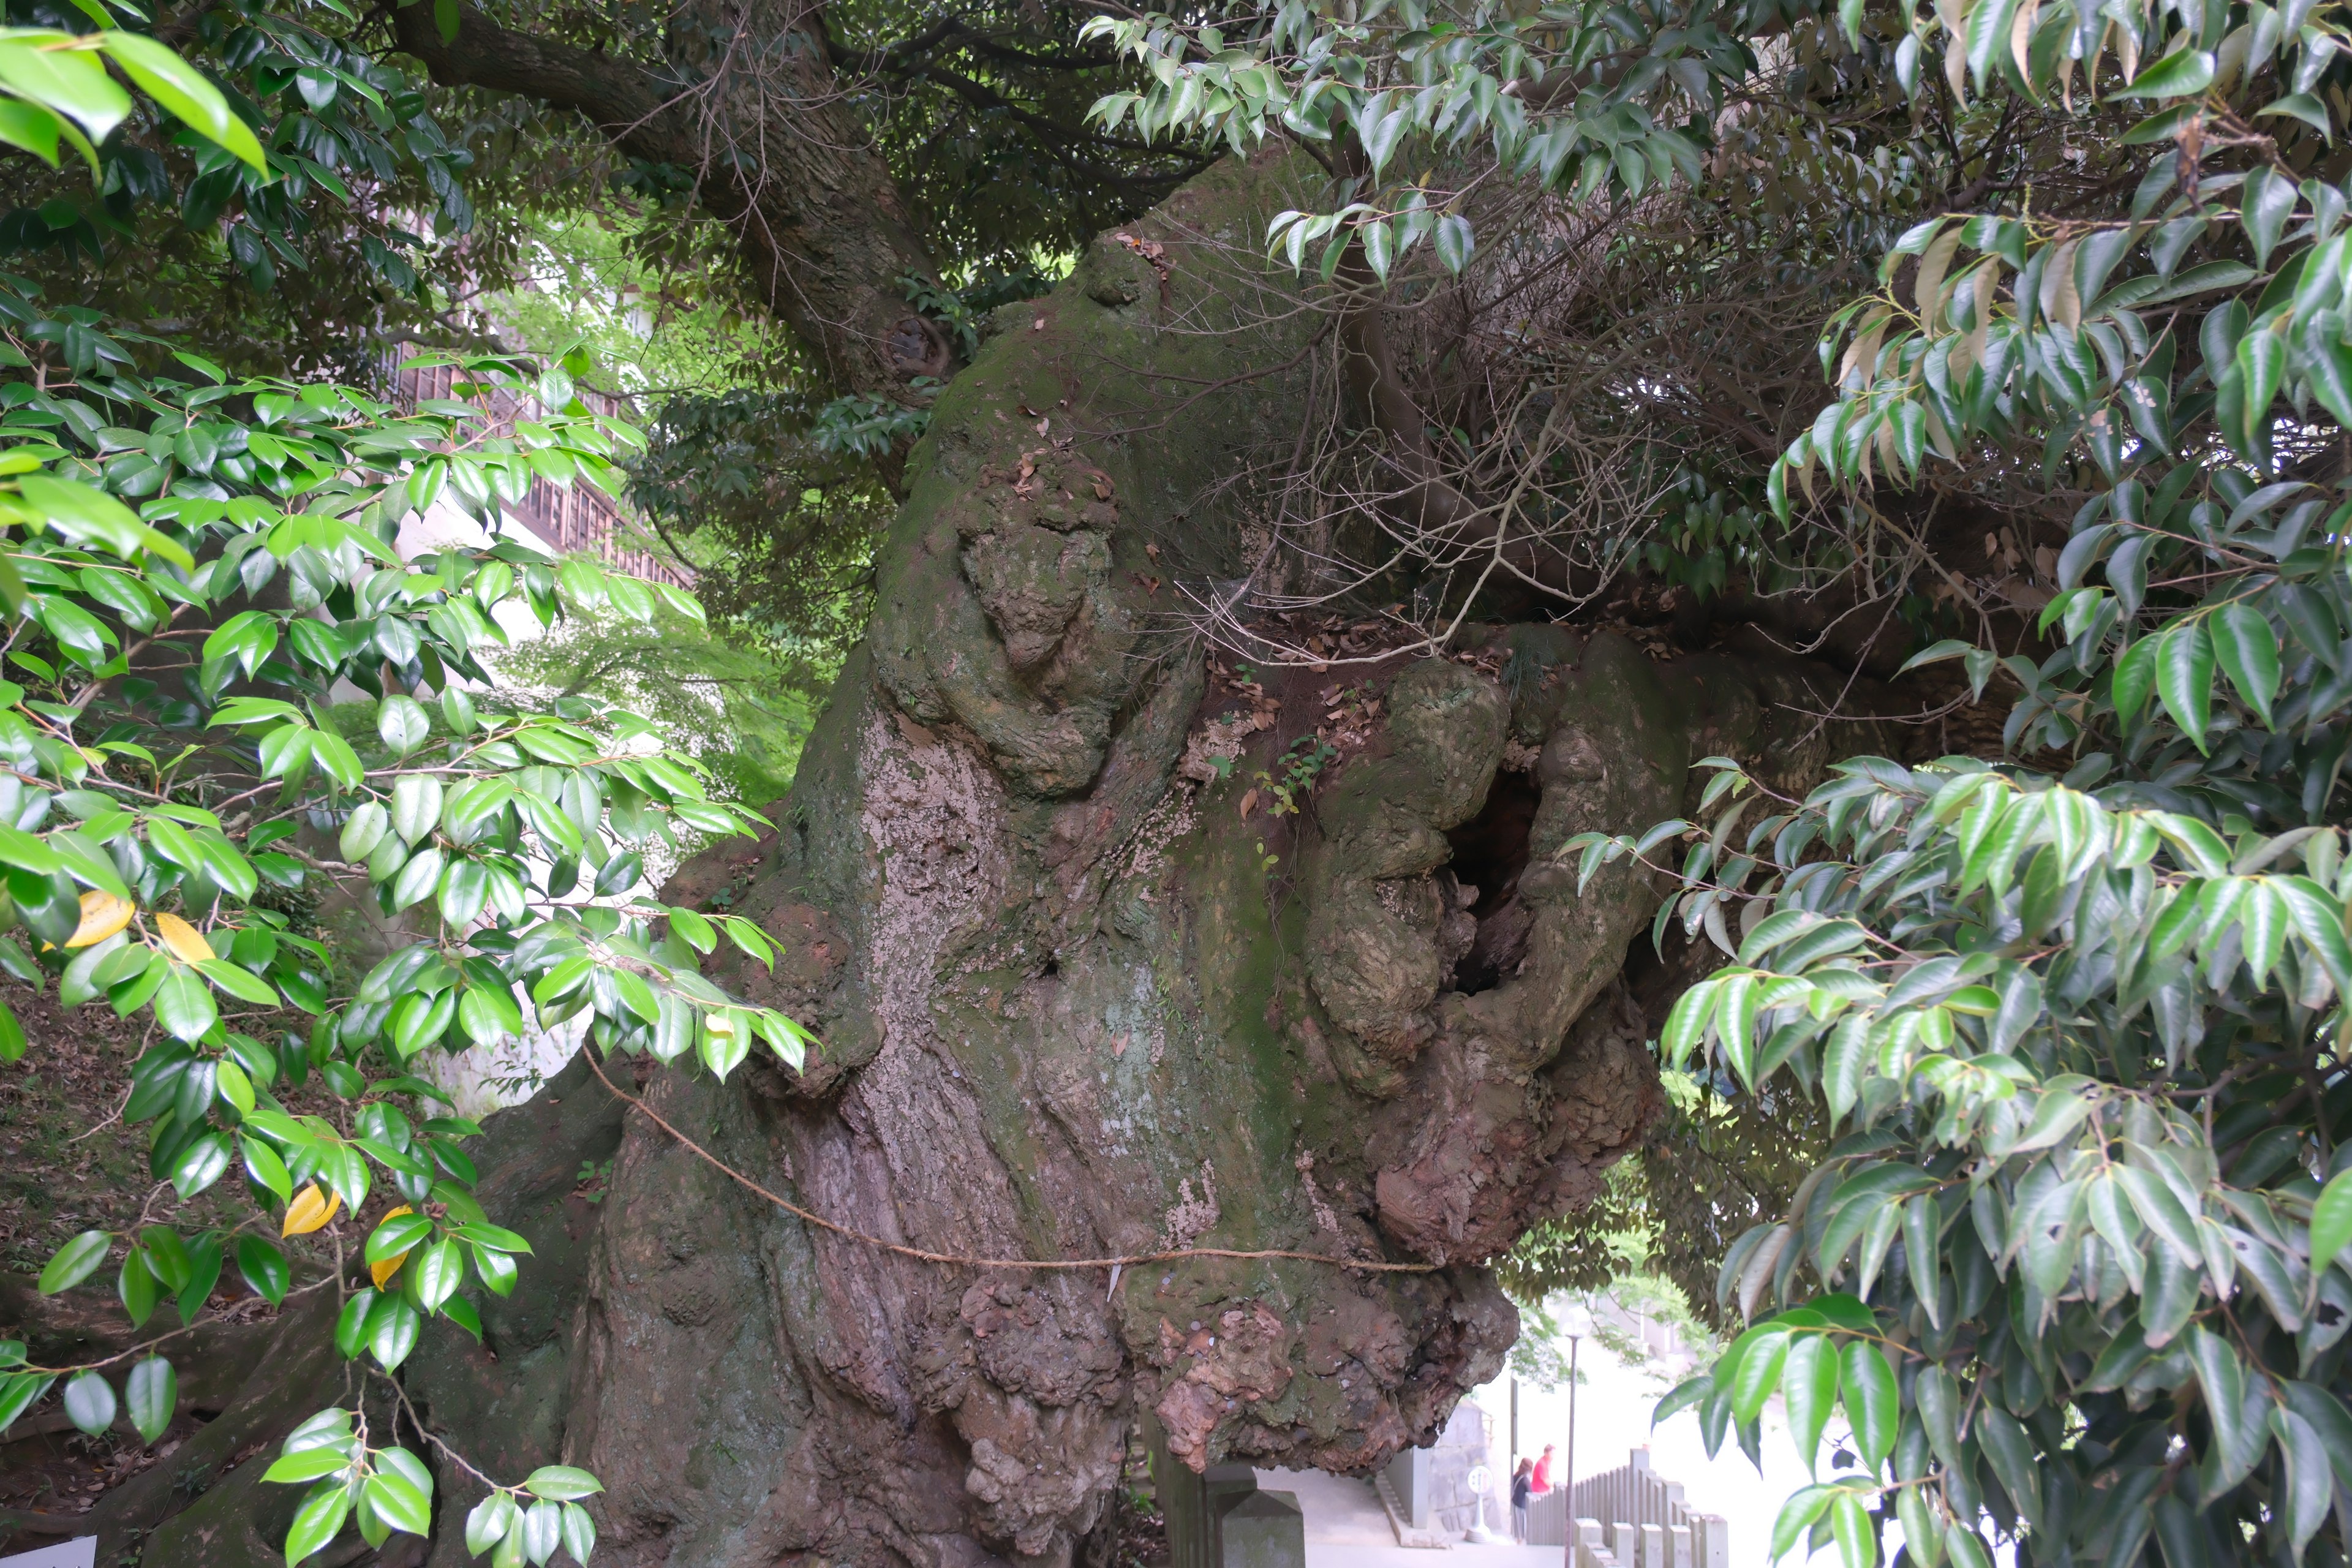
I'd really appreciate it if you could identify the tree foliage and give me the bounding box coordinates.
[0,37,828,1563]
[1106,0,2352,1556]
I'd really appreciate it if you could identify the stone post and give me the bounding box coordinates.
[1216,1489,1306,1568]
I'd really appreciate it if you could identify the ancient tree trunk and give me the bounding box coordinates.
[13,149,1882,1568]
[383,147,1869,1568]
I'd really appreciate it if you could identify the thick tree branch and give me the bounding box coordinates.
[389,0,953,409]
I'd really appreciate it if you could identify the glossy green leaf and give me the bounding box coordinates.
[39,1229,110,1294]
[124,1354,175,1442]
[62,1368,115,1435]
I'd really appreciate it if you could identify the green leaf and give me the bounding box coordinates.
[339,802,389,862]
[1839,1339,1897,1473]
[521,1464,604,1501]
[1820,1017,1868,1124]
[1974,1404,2043,1530]
[2211,601,2280,728]
[2188,1325,2265,1493]
[62,1368,115,1435]
[285,1480,353,1564]
[152,967,219,1041]
[364,1471,432,1536]
[1782,1332,1839,1475]
[263,1447,352,1485]
[1726,1323,1790,1422]
[377,695,430,755]
[0,97,66,167]
[1916,1365,1962,1468]
[1660,979,1717,1068]
[1770,1485,1837,1563]
[0,1371,56,1434]
[2118,47,2216,98]
[1828,1491,1872,1568]
[467,1493,520,1553]
[2111,634,2160,726]
[1944,1524,1994,1568]
[2156,620,2215,750]
[2313,1167,2352,1275]
[243,1135,292,1202]
[2257,92,2334,141]
[199,957,280,1006]
[366,1210,434,1264]
[97,31,267,171]
[16,471,189,568]
[238,1235,291,1303]
[308,728,364,791]
[522,1499,561,1565]
[368,1295,421,1371]
[413,1237,464,1311]
[1432,213,1474,274]
[125,1354,175,1442]
[39,1229,111,1294]
[560,1501,597,1565]
[2272,1408,2331,1561]
[455,1221,532,1254]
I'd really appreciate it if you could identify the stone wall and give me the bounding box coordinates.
[1384,1398,1502,1537]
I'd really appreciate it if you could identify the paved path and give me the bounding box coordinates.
[1253,1468,1393,1549]
[1255,1465,1565,1568]
[1303,1547,1565,1567]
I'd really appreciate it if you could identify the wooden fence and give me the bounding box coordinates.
[1525,1448,1729,1568]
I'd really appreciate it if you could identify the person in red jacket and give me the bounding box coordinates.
[1531,1444,1557,1494]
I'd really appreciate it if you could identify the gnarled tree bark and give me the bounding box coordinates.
[380,146,1878,1568]
[18,148,1905,1568]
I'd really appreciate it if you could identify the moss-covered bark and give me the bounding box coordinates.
[11,146,1889,1568]
[380,145,1880,1568]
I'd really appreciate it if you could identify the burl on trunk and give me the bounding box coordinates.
[396,148,1852,1568]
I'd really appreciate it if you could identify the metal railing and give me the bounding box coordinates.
[383,350,695,592]
[1525,1448,1728,1568]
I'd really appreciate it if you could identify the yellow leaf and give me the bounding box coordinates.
[154,911,214,965]
[64,891,134,949]
[2039,238,2082,333]
[2008,0,2040,83]
[1914,227,1964,328]
[369,1204,415,1288]
[282,1184,341,1237]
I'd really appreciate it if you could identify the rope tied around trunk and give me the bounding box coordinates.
[584,1050,1443,1275]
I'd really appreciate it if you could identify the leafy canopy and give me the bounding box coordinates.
[0,31,822,1567]
[1110,0,2352,1557]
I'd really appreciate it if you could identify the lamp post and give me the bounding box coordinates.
[1558,1302,1594,1568]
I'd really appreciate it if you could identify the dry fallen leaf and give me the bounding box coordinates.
[1238,788,1259,818]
